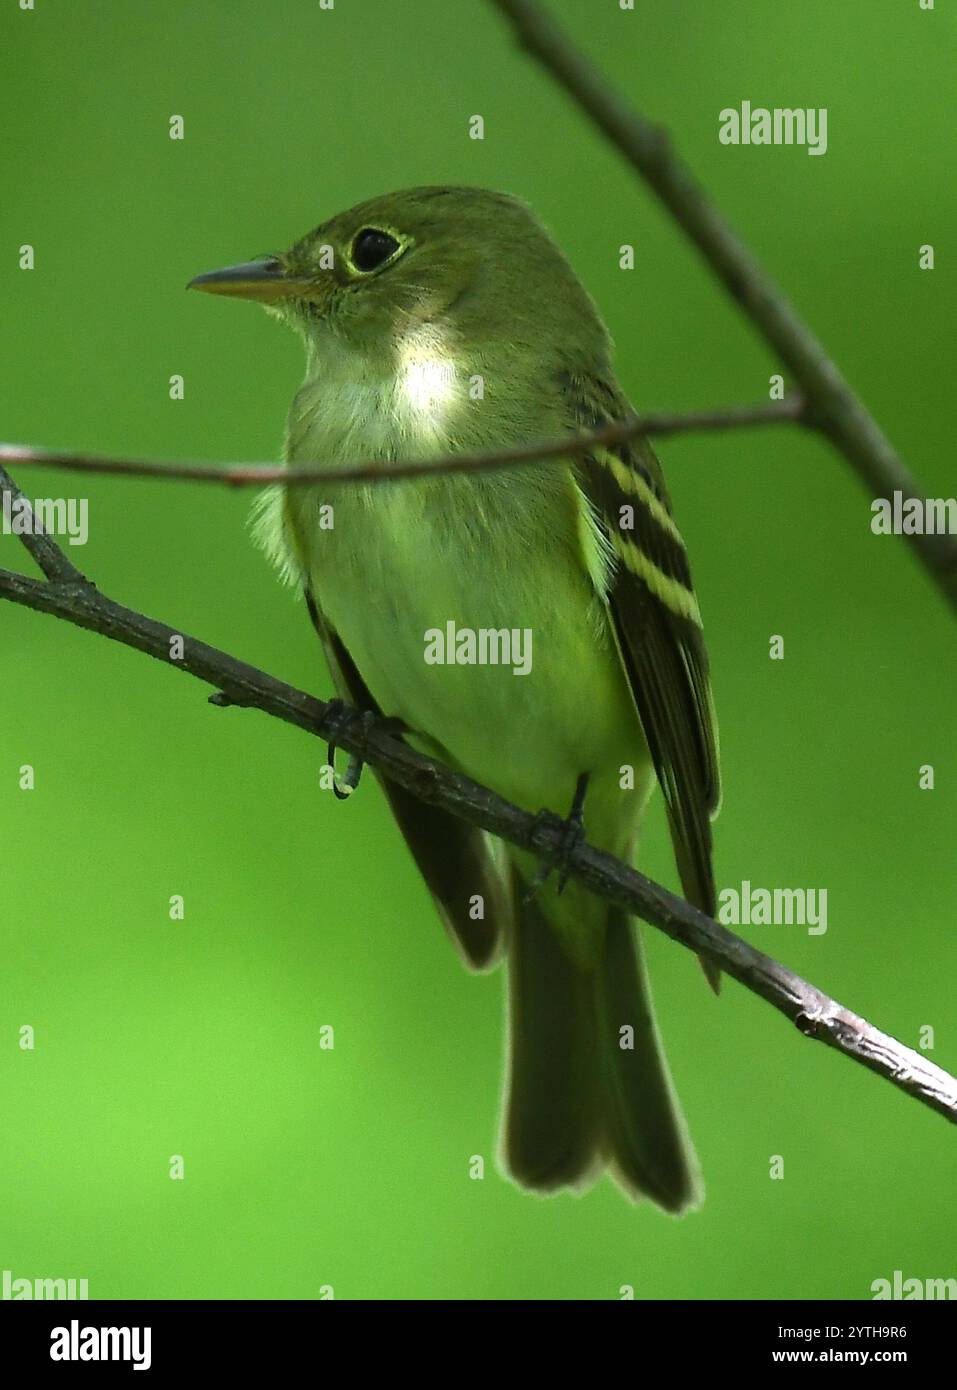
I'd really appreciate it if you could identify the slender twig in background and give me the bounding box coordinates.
[2,459,956,1126]
[0,397,806,488]
[489,0,957,613]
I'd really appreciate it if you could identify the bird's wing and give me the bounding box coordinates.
[303,588,507,972]
[561,372,721,982]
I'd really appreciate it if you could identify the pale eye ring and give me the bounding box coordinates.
[350,227,402,273]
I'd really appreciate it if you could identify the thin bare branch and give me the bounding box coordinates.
[0,465,91,585]
[0,397,806,489]
[2,485,955,1128]
[489,0,957,612]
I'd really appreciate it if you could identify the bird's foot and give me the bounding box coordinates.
[325,700,405,801]
[526,771,591,899]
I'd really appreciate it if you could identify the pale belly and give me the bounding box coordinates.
[287,469,652,833]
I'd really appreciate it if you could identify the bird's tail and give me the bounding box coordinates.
[502,866,701,1212]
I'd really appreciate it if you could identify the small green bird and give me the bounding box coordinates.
[190,187,720,1211]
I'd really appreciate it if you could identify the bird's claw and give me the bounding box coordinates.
[526,771,590,899]
[325,701,373,800]
[325,701,405,801]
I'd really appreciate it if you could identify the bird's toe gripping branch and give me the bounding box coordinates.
[526,770,591,899]
[325,700,372,800]
[325,701,407,801]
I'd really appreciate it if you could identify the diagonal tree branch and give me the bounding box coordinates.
[0,397,806,489]
[489,0,957,613]
[3,459,955,1127]
[1,482,90,585]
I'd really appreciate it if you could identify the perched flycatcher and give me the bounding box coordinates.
[190,187,720,1211]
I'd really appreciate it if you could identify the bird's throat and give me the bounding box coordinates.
[288,323,465,469]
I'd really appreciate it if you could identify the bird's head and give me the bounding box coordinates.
[188,185,606,367]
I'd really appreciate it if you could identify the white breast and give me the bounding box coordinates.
[255,328,644,814]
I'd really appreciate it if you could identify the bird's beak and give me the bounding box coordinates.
[187,258,312,304]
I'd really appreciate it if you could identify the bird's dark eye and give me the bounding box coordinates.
[351,227,401,273]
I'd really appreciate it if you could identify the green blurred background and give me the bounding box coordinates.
[2,0,954,1300]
